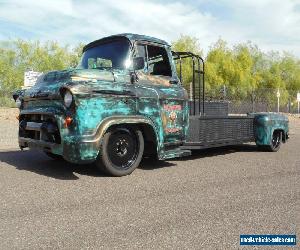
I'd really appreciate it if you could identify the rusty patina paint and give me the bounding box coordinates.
[16,34,189,163]
[252,112,289,145]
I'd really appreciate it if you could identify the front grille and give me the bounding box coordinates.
[19,113,61,144]
[21,114,53,123]
[20,129,41,140]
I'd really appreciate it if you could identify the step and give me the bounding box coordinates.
[161,148,191,160]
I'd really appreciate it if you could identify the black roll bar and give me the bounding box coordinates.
[172,51,205,116]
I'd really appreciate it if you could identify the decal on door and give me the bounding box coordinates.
[162,104,182,133]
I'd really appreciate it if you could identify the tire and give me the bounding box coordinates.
[258,131,282,152]
[44,152,63,160]
[96,127,144,176]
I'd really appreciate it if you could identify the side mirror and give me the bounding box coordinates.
[132,57,145,70]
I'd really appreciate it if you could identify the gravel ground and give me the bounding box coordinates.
[0,108,19,150]
[0,108,299,249]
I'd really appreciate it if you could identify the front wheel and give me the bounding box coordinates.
[96,127,144,176]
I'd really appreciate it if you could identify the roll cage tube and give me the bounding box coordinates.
[172,51,205,116]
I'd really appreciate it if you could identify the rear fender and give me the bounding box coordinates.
[254,114,288,146]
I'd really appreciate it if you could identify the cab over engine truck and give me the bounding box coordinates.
[14,33,289,176]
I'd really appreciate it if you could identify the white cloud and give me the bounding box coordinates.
[215,0,300,51]
[0,0,299,56]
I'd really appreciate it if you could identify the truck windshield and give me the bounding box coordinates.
[78,39,130,70]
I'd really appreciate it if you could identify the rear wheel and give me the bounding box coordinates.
[258,131,282,152]
[269,131,282,152]
[96,127,144,176]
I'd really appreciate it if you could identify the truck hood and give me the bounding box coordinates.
[22,68,129,100]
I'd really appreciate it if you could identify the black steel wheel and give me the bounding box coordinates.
[258,131,282,152]
[269,131,282,152]
[96,127,144,176]
[44,152,63,160]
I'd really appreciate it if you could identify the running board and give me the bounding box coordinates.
[161,148,191,160]
[181,139,252,150]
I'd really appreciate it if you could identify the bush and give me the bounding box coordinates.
[0,95,16,107]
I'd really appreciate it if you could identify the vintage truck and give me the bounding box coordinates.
[13,33,289,176]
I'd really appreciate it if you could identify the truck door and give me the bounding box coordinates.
[134,43,188,147]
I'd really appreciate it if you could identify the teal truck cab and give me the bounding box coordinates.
[14,33,289,176]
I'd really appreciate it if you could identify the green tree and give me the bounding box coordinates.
[205,39,253,99]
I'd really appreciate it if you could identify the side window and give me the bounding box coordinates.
[135,44,147,72]
[136,44,146,58]
[147,45,172,77]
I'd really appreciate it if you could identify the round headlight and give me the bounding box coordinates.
[64,91,73,108]
[16,97,22,108]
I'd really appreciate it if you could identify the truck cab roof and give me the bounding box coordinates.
[83,33,170,52]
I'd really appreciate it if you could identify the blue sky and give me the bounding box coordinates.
[0,0,299,56]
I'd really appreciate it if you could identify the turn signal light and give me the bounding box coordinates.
[64,116,73,127]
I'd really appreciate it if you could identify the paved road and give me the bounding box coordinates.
[0,114,299,249]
